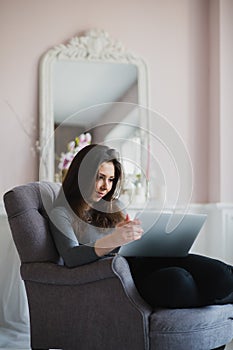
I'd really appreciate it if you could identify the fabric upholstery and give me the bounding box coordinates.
[4,182,61,263]
[3,182,233,350]
[24,259,148,350]
[150,304,233,350]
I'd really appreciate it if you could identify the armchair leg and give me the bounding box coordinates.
[212,346,226,350]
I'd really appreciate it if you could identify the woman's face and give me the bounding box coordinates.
[92,161,115,202]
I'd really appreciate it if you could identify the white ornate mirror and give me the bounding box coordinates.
[39,29,149,185]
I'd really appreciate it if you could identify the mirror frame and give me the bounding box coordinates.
[39,29,149,181]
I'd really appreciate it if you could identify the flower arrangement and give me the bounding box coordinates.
[57,133,92,180]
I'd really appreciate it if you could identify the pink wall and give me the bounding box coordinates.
[208,0,233,202]
[209,0,221,202]
[0,0,232,204]
[220,0,233,202]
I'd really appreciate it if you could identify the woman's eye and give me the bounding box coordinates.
[97,174,114,182]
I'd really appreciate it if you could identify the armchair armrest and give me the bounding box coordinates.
[112,254,152,314]
[20,256,115,285]
[21,255,152,314]
[21,255,152,350]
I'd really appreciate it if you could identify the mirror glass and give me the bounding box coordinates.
[39,30,149,202]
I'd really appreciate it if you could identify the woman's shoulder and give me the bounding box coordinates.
[50,205,73,222]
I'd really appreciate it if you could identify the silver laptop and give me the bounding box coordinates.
[118,211,207,257]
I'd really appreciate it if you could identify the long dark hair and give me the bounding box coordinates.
[55,144,125,227]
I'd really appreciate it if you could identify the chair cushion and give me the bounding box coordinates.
[149,304,233,350]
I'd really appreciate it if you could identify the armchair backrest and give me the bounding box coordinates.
[3,181,61,264]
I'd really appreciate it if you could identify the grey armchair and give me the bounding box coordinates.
[3,182,233,350]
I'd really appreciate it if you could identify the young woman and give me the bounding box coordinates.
[50,144,233,308]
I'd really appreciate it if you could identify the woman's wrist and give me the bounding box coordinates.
[94,236,116,257]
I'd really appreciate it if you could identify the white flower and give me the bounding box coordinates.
[67,141,75,151]
[79,133,85,143]
[85,133,92,143]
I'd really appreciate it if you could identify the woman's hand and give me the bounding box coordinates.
[111,217,143,246]
[94,216,143,257]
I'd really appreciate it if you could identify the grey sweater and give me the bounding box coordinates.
[49,206,117,267]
